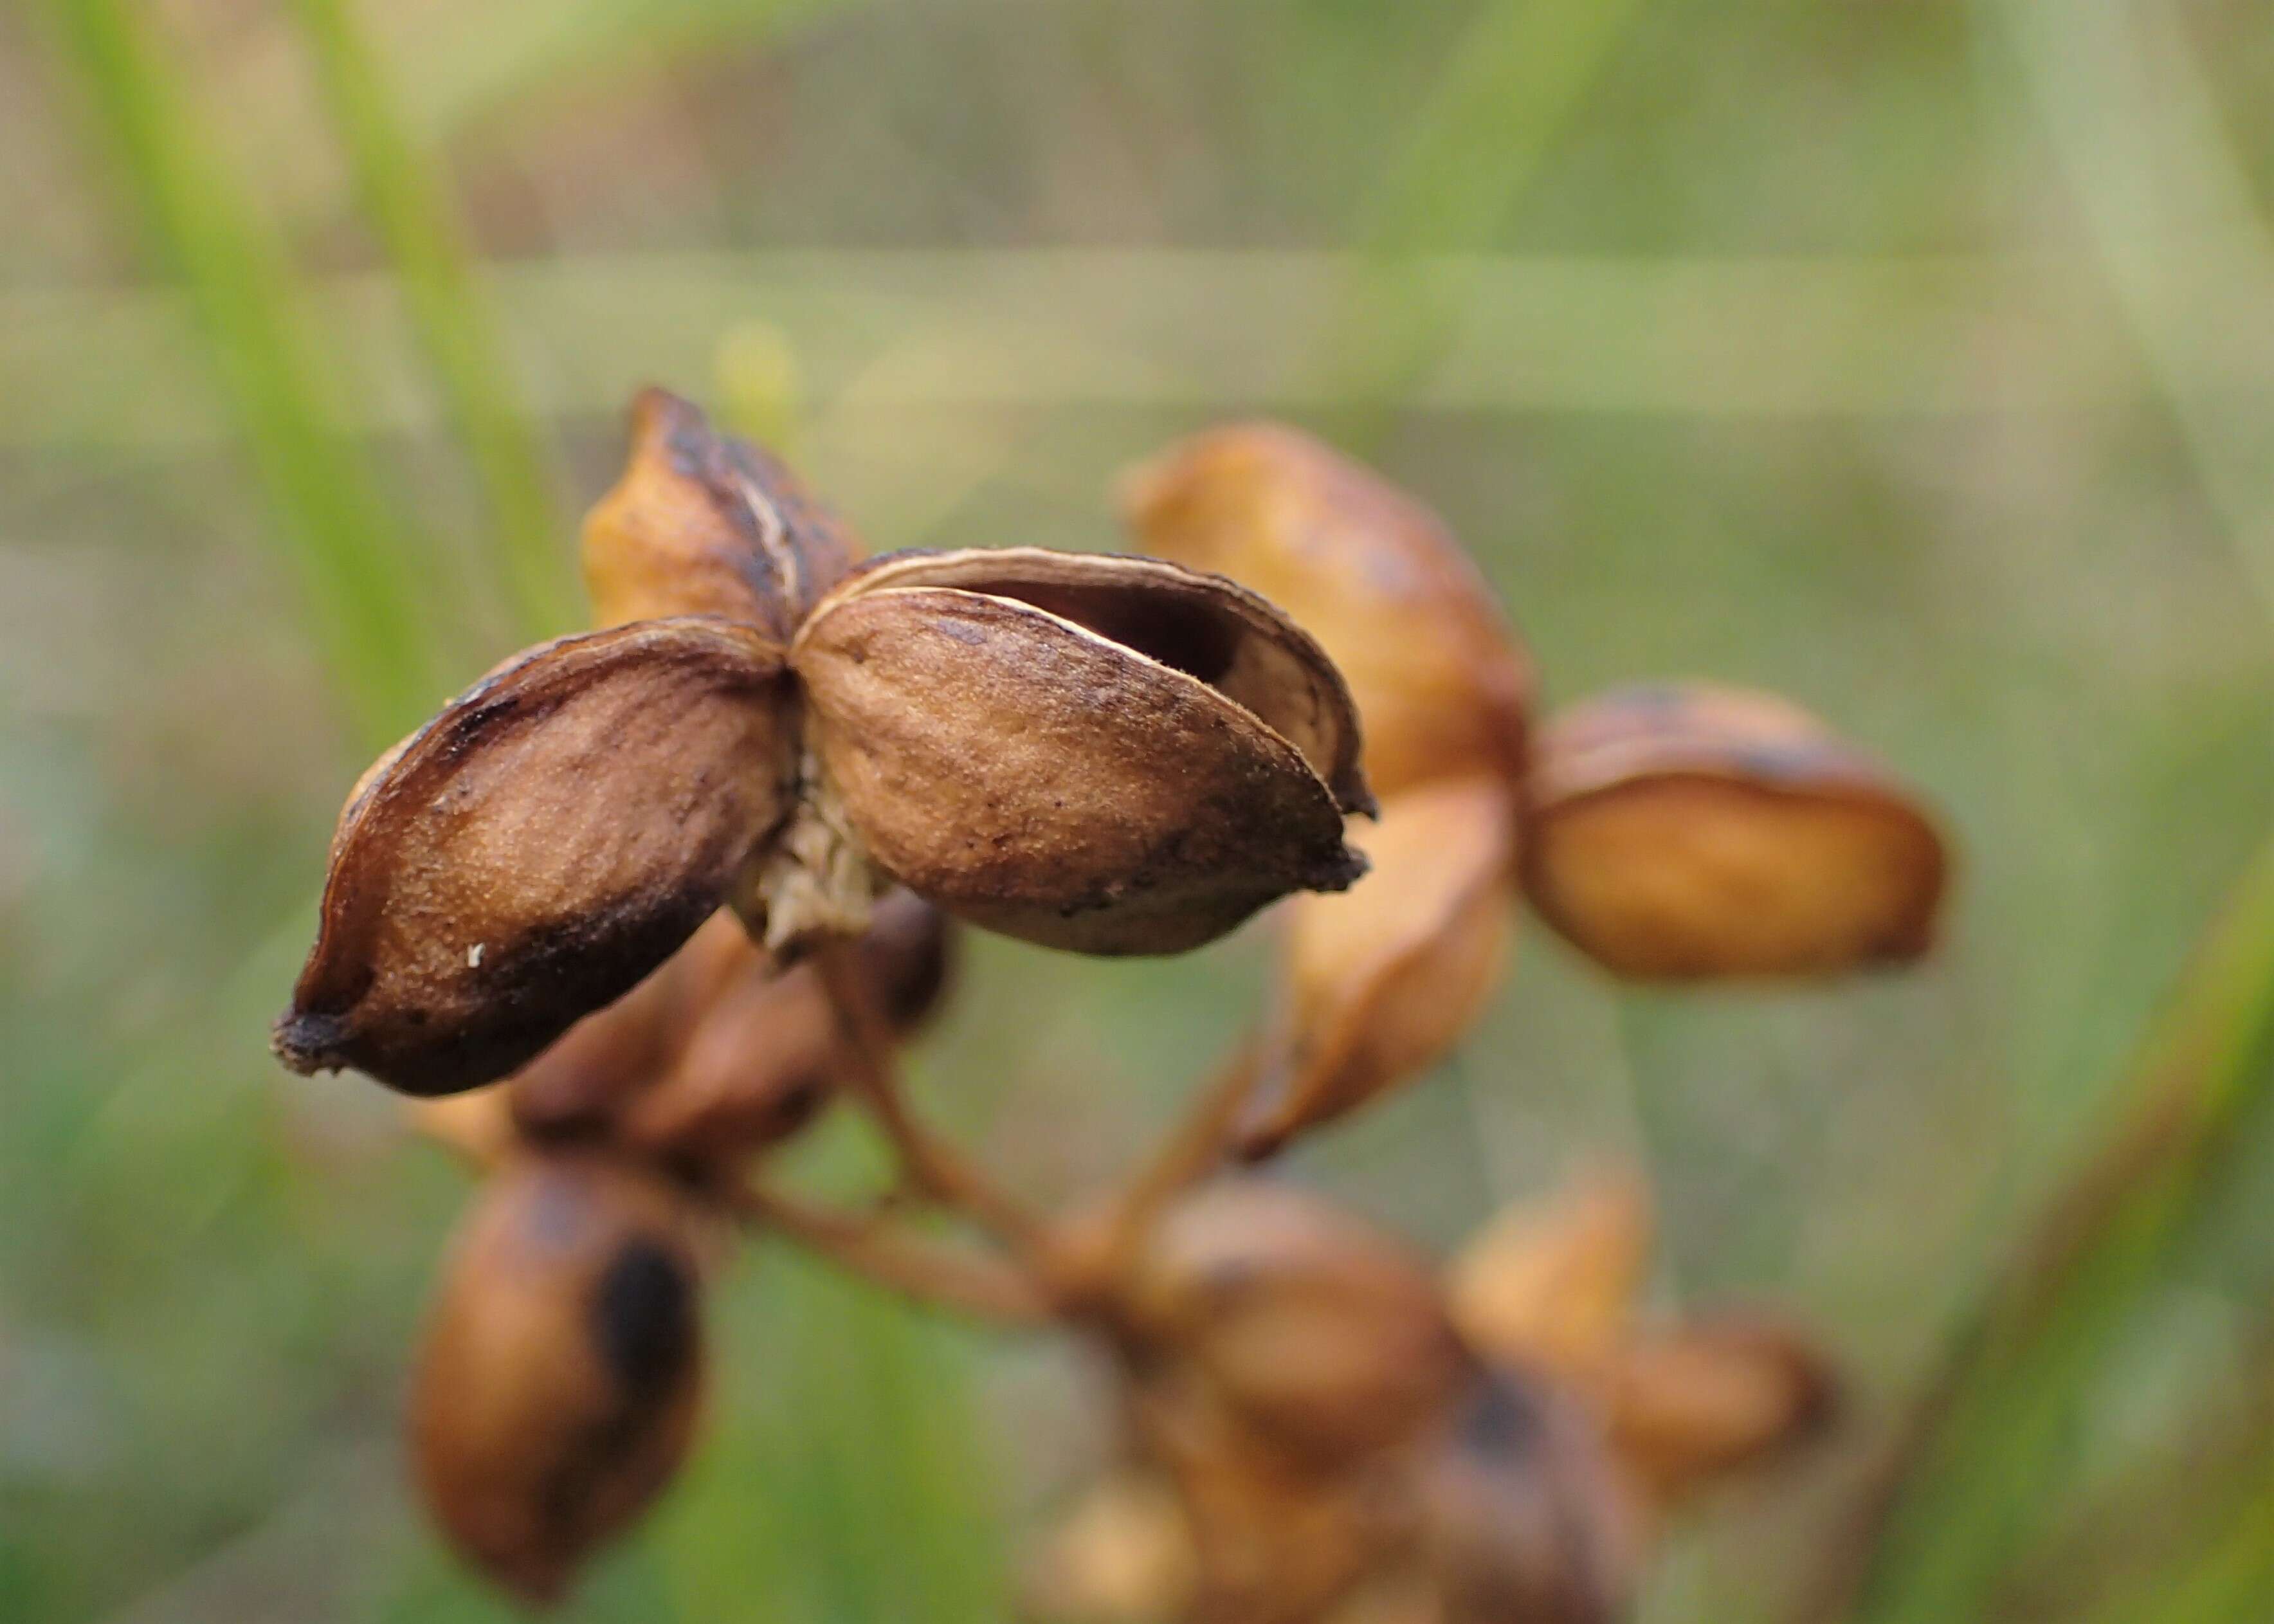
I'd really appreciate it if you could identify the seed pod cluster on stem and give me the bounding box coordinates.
[267,394,1949,1616]
[1124,422,1951,1153]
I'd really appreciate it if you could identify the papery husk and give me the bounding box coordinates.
[1444,1173,1653,1387]
[1121,422,1532,799]
[411,1153,709,1607]
[1417,1373,1641,1624]
[1525,683,1948,980]
[582,387,858,637]
[1121,1180,1468,1465]
[792,549,1371,956]
[275,620,798,1096]
[1605,1313,1838,1510]
[1241,777,1518,1158]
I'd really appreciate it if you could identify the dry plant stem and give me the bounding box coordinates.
[811,939,1052,1263]
[722,1177,1050,1325]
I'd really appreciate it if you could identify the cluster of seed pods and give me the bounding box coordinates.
[270,392,1949,1614]
[1031,1175,1833,1624]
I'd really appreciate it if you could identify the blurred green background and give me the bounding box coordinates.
[3,1,2273,1620]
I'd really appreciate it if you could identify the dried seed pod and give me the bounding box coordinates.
[1128,1370,1412,1624]
[1418,1374,1641,1624]
[506,909,765,1142]
[1443,1174,1652,1386]
[790,548,1373,955]
[1239,777,1518,1158]
[273,621,798,1096]
[1120,422,1533,799]
[1021,1472,1199,1623]
[412,1153,708,1607]
[1122,1180,1468,1464]
[1525,684,1949,980]
[582,387,858,637]
[508,893,951,1166]
[1605,1315,1837,1510]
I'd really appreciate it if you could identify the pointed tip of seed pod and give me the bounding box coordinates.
[626,383,696,436]
[1309,843,1370,895]
[270,1007,346,1077]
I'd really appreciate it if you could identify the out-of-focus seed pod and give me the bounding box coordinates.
[581,387,858,638]
[1129,1369,1412,1624]
[1121,1180,1468,1464]
[850,886,956,1037]
[273,621,798,1096]
[1021,1472,1199,1623]
[1524,684,1949,981]
[507,894,952,1167]
[790,548,1373,955]
[1418,1374,1641,1624]
[408,1089,518,1169]
[1239,777,1519,1158]
[1120,422,1533,800]
[1443,1174,1652,1385]
[1605,1315,1837,1510]
[412,1153,708,1607]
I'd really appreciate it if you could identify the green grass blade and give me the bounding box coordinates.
[29,0,441,751]
[290,0,578,641]
[1314,0,1653,438]
[1840,832,2274,1623]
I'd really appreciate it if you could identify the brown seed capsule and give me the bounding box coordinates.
[1120,422,1533,800]
[1128,1369,1412,1624]
[1021,1472,1200,1623]
[1525,683,1949,980]
[582,387,858,638]
[1239,777,1518,1158]
[790,548,1374,955]
[1605,1314,1837,1510]
[512,893,953,1167]
[1121,1180,1468,1464]
[1443,1174,1653,1386]
[273,621,798,1096]
[412,1153,708,1607]
[1417,1374,1642,1624]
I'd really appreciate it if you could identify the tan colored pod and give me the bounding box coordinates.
[273,620,798,1096]
[1418,1373,1642,1624]
[1121,1180,1468,1464]
[582,387,858,638]
[1021,1472,1199,1623]
[1525,684,1949,980]
[1240,777,1519,1158]
[1120,422,1533,799]
[1444,1174,1652,1386]
[792,548,1373,955]
[1127,1371,1411,1624]
[412,1153,708,1607]
[1605,1314,1837,1510]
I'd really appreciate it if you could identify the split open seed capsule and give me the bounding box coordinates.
[1419,1373,1641,1624]
[1443,1173,1652,1386]
[1605,1315,1837,1510]
[1524,684,1949,980]
[1120,1180,1468,1464]
[789,547,1373,954]
[1121,422,1533,799]
[411,1153,708,1607]
[273,621,800,1096]
[1239,776,1519,1159]
[581,387,858,636]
